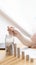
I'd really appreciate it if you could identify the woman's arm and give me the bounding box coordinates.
[16,32,32,47]
[7,26,32,47]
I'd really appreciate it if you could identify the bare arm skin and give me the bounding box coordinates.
[7,26,36,48]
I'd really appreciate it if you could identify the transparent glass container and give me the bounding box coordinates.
[5,34,14,56]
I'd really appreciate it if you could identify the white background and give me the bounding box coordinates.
[0,0,36,35]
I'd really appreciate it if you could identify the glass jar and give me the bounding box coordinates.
[5,33,14,56]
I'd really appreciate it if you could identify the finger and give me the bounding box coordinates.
[7,27,14,31]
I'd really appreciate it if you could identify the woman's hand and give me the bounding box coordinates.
[7,26,19,36]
